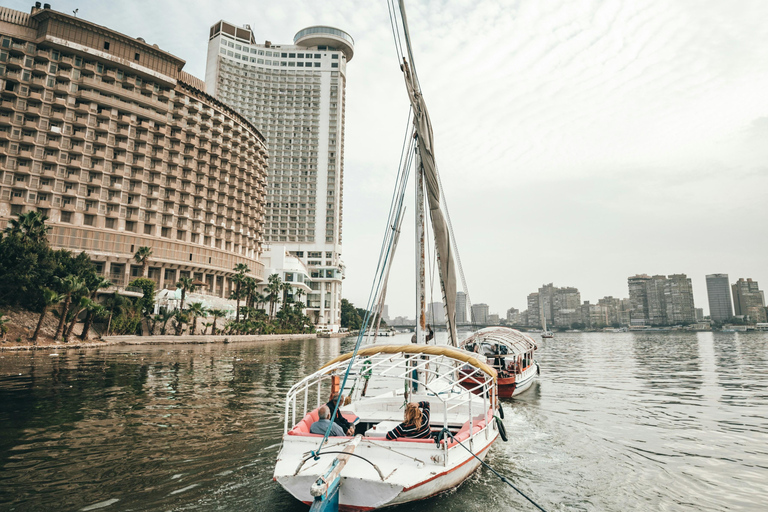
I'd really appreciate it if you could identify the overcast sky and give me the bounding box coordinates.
[10,0,768,318]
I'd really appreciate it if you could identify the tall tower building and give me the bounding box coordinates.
[627,274,652,325]
[732,278,767,323]
[664,274,695,324]
[646,275,668,326]
[205,22,353,329]
[706,274,733,321]
[455,291,467,324]
[471,303,489,325]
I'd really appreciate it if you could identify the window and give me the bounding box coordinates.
[61,211,72,223]
[125,221,136,232]
[84,214,95,226]
[105,218,116,229]
[144,224,153,235]
[134,53,140,61]
[103,41,110,50]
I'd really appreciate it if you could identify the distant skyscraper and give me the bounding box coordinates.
[628,274,652,325]
[646,275,668,326]
[471,303,489,325]
[427,301,445,325]
[380,304,389,322]
[554,286,582,327]
[732,278,767,323]
[706,274,733,321]
[665,274,696,324]
[456,291,467,324]
[205,21,353,330]
[526,292,540,327]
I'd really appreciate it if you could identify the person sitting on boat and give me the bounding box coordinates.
[310,405,346,436]
[410,325,434,343]
[326,391,355,436]
[386,401,431,440]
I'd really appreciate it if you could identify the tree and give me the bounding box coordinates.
[231,263,250,323]
[340,299,364,330]
[176,276,197,311]
[172,310,189,336]
[103,291,128,335]
[53,275,86,341]
[4,210,50,245]
[187,302,207,335]
[64,296,92,340]
[129,277,156,335]
[133,246,153,277]
[31,288,62,343]
[156,309,174,335]
[207,308,227,334]
[266,273,282,319]
[0,311,8,341]
[79,301,107,340]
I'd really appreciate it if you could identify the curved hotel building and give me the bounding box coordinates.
[205,22,352,330]
[0,5,268,296]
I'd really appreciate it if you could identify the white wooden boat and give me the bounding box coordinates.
[273,345,501,510]
[459,327,539,398]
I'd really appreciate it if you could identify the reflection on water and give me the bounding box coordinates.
[0,332,767,511]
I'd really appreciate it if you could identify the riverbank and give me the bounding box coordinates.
[0,333,318,351]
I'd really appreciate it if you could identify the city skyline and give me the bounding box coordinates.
[1,0,765,318]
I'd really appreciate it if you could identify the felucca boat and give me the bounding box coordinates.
[459,327,539,398]
[274,0,504,509]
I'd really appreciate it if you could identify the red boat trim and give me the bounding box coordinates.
[401,437,494,492]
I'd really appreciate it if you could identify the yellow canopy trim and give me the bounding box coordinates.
[320,344,497,381]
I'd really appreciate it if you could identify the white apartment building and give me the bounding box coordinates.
[205,22,353,331]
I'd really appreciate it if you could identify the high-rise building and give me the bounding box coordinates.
[732,278,767,323]
[554,286,581,327]
[628,274,652,326]
[526,292,540,327]
[427,301,445,325]
[205,21,353,330]
[456,291,467,324]
[506,307,520,324]
[538,283,556,327]
[664,274,696,324]
[0,5,268,295]
[706,274,733,321]
[646,275,668,325]
[471,303,489,325]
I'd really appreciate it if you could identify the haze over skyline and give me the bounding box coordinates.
[8,0,767,317]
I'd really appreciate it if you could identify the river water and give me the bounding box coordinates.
[1,331,766,511]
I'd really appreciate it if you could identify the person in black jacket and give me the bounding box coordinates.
[326,391,354,435]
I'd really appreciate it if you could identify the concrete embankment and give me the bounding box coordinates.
[1,333,317,351]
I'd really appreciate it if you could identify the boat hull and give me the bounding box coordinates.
[275,428,498,510]
[459,369,536,398]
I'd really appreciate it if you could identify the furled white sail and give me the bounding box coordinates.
[400,59,458,346]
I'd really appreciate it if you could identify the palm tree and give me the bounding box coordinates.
[282,281,294,305]
[31,288,62,343]
[172,310,189,336]
[4,211,50,244]
[175,276,197,311]
[102,291,127,336]
[207,308,227,334]
[133,246,153,277]
[0,312,9,341]
[231,263,250,322]
[187,302,207,335]
[54,276,86,341]
[64,296,92,340]
[266,273,282,319]
[156,310,174,335]
[79,302,106,340]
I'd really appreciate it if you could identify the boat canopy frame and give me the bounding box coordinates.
[283,345,497,438]
[459,327,538,357]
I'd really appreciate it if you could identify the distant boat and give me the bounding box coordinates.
[459,327,539,398]
[541,313,554,338]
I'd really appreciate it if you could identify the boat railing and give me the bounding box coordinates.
[283,348,496,438]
